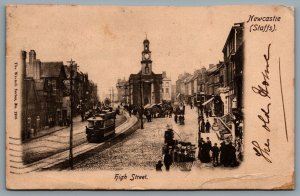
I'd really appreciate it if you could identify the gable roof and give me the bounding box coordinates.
[40,62,65,78]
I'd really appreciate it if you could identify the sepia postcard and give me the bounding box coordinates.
[6,5,294,190]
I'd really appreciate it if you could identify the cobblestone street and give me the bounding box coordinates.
[73,107,221,171]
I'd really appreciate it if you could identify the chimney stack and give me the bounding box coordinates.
[29,50,36,65]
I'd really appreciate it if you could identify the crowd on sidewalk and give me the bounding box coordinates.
[198,137,239,167]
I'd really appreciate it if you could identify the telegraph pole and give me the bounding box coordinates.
[67,59,75,170]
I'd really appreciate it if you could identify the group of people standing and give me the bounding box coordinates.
[198,138,238,167]
[198,116,211,133]
[174,102,186,125]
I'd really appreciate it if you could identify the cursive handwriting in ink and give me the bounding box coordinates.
[251,43,272,164]
[251,44,271,98]
[258,103,271,132]
[252,140,271,163]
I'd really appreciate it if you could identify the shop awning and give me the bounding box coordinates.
[144,104,151,109]
[176,93,181,98]
[202,97,214,106]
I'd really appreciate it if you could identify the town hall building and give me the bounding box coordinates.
[128,38,163,106]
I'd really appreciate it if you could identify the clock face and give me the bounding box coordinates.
[144,53,150,60]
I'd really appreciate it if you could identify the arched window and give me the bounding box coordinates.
[145,66,149,74]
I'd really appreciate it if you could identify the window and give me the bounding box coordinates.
[162,88,164,93]
[95,121,104,128]
[145,66,149,74]
[105,119,115,128]
[52,80,57,95]
[87,121,94,128]
[166,88,169,93]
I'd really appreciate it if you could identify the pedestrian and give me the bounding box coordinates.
[220,141,225,166]
[211,143,220,166]
[228,142,239,167]
[146,110,151,122]
[164,151,172,171]
[198,137,204,161]
[198,115,202,126]
[223,142,231,167]
[169,107,173,118]
[201,141,211,163]
[155,160,163,171]
[206,137,212,149]
[200,105,204,115]
[201,120,205,133]
[128,109,132,117]
[205,120,211,133]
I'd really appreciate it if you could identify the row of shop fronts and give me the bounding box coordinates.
[176,22,244,119]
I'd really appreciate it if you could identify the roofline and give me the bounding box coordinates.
[222,23,244,53]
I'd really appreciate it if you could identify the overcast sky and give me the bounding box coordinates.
[9,5,246,100]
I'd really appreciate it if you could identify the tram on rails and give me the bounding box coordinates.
[85,111,116,142]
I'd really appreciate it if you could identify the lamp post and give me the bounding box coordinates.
[139,73,144,129]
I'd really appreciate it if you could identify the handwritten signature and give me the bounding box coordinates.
[252,140,271,163]
[251,43,272,163]
[252,44,271,98]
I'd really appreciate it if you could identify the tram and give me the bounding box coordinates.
[85,111,116,142]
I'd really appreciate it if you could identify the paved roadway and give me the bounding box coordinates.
[73,107,221,171]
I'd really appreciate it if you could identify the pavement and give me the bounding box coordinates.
[23,116,82,143]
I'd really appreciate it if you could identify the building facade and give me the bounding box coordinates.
[128,38,163,106]
[21,50,98,140]
[175,72,191,101]
[116,78,128,104]
[221,22,244,116]
[161,71,172,101]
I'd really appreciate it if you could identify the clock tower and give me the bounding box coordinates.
[129,37,163,106]
[141,38,152,75]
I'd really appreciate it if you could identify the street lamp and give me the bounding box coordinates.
[139,73,144,129]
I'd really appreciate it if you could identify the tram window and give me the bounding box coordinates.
[87,121,94,128]
[95,121,104,128]
[105,119,115,127]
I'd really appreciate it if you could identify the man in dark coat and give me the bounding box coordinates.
[211,143,220,166]
[164,151,172,171]
[205,120,211,133]
[201,120,205,133]
[219,141,225,165]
